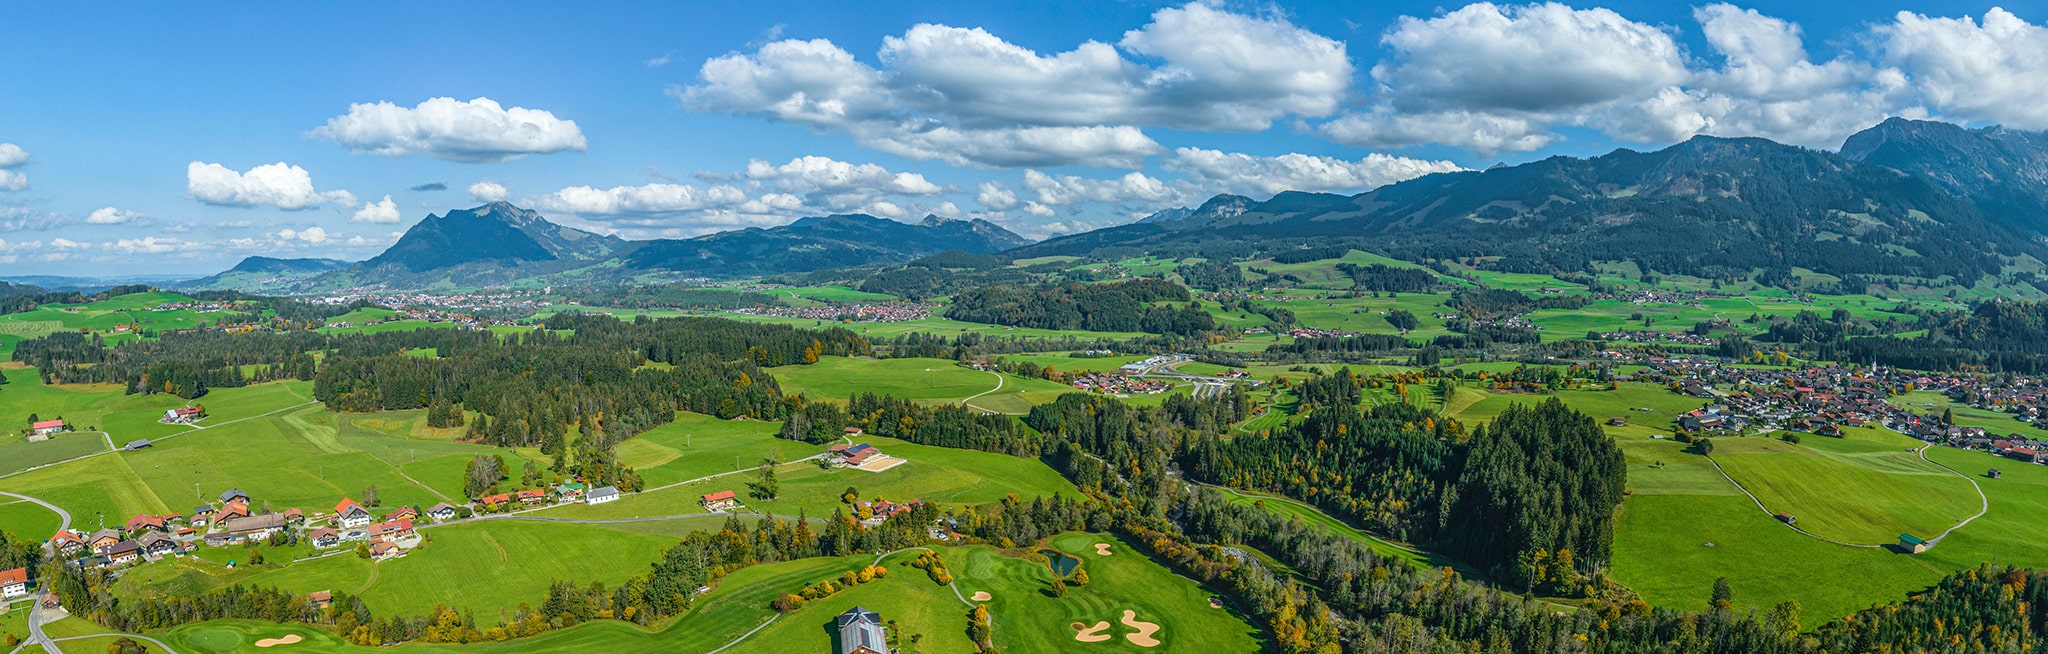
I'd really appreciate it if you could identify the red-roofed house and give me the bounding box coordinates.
[0,567,27,599]
[701,490,739,511]
[124,514,167,534]
[334,498,372,528]
[367,518,415,543]
[516,489,546,504]
[31,419,66,436]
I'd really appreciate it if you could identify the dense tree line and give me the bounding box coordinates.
[946,278,1212,334]
[778,392,1044,456]
[1813,300,2048,373]
[1450,288,1590,318]
[1336,263,1441,292]
[1174,260,1247,291]
[16,330,322,397]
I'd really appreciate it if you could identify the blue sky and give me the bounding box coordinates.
[0,1,2037,275]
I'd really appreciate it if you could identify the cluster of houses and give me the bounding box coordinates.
[1588,289,1721,306]
[1631,360,2048,464]
[469,481,620,510]
[159,406,206,424]
[1070,372,1171,395]
[728,302,935,323]
[1287,326,1361,339]
[853,498,923,528]
[46,489,446,569]
[1594,329,1721,346]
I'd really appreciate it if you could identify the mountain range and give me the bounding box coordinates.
[1014,119,2048,288]
[182,118,2048,293]
[183,202,1032,292]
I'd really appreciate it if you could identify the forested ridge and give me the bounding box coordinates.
[946,278,1216,335]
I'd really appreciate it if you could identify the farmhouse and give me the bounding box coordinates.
[190,506,212,527]
[553,483,587,501]
[106,540,141,566]
[219,489,249,504]
[125,514,167,534]
[215,501,250,522]
[427,502,459,521]
[386,506,418,522]
[586,486,620,505]
[334,498,373,528]
[0,567,26,599]
[307,590,332,609]
[367,517,415,543]
[308,527,341,548]
[161,407,204,424]
[830,443,881,467]
[517,489,546,504]
[370,541,403,560]
[222,513,287,541]
[87,529,122,553]
[1899,533,1931,554]
[701,490,740,511]
[137,532,178,557]
[31,419,67,436]
[835,606,889,654]
[48,530,85,556]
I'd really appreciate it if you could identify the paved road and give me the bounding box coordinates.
[0,491,68,654]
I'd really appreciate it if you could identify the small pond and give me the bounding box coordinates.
[1040,548,1081,576]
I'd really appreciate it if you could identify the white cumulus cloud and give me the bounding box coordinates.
[276,226,330,244]
[351,195,403,223]
[468,181,509,202]
[187,161,355,210]
[86,207,141,224]
[310,97,588,163]
[743,156,942,195]
[531,183,748,215]
[1877,7,2048,130]
[0,143,27,191]
[676,2,1347,167]
[1167,148,1466,196]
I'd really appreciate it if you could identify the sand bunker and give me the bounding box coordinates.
[255,634,304,648]
[1121,610,1162,647]
[1208,597,1224,609]
[1073,621,1112,643]
[1094,543,1113,556]
[970,591,992,601]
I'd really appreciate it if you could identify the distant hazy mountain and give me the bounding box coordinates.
[228,257,351,274]
[1133,194,1254,225]
[177,257,350,292]
[1841,117,2048,231]
[190,202,1034,291]
[1011,133,2042,286]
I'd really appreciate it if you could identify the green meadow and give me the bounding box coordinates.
[771,356,1077,414]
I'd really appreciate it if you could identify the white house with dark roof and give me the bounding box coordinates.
[586,486,620,505]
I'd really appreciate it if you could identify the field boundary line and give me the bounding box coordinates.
[702,613,779,654]
[1701,453,1885,549]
